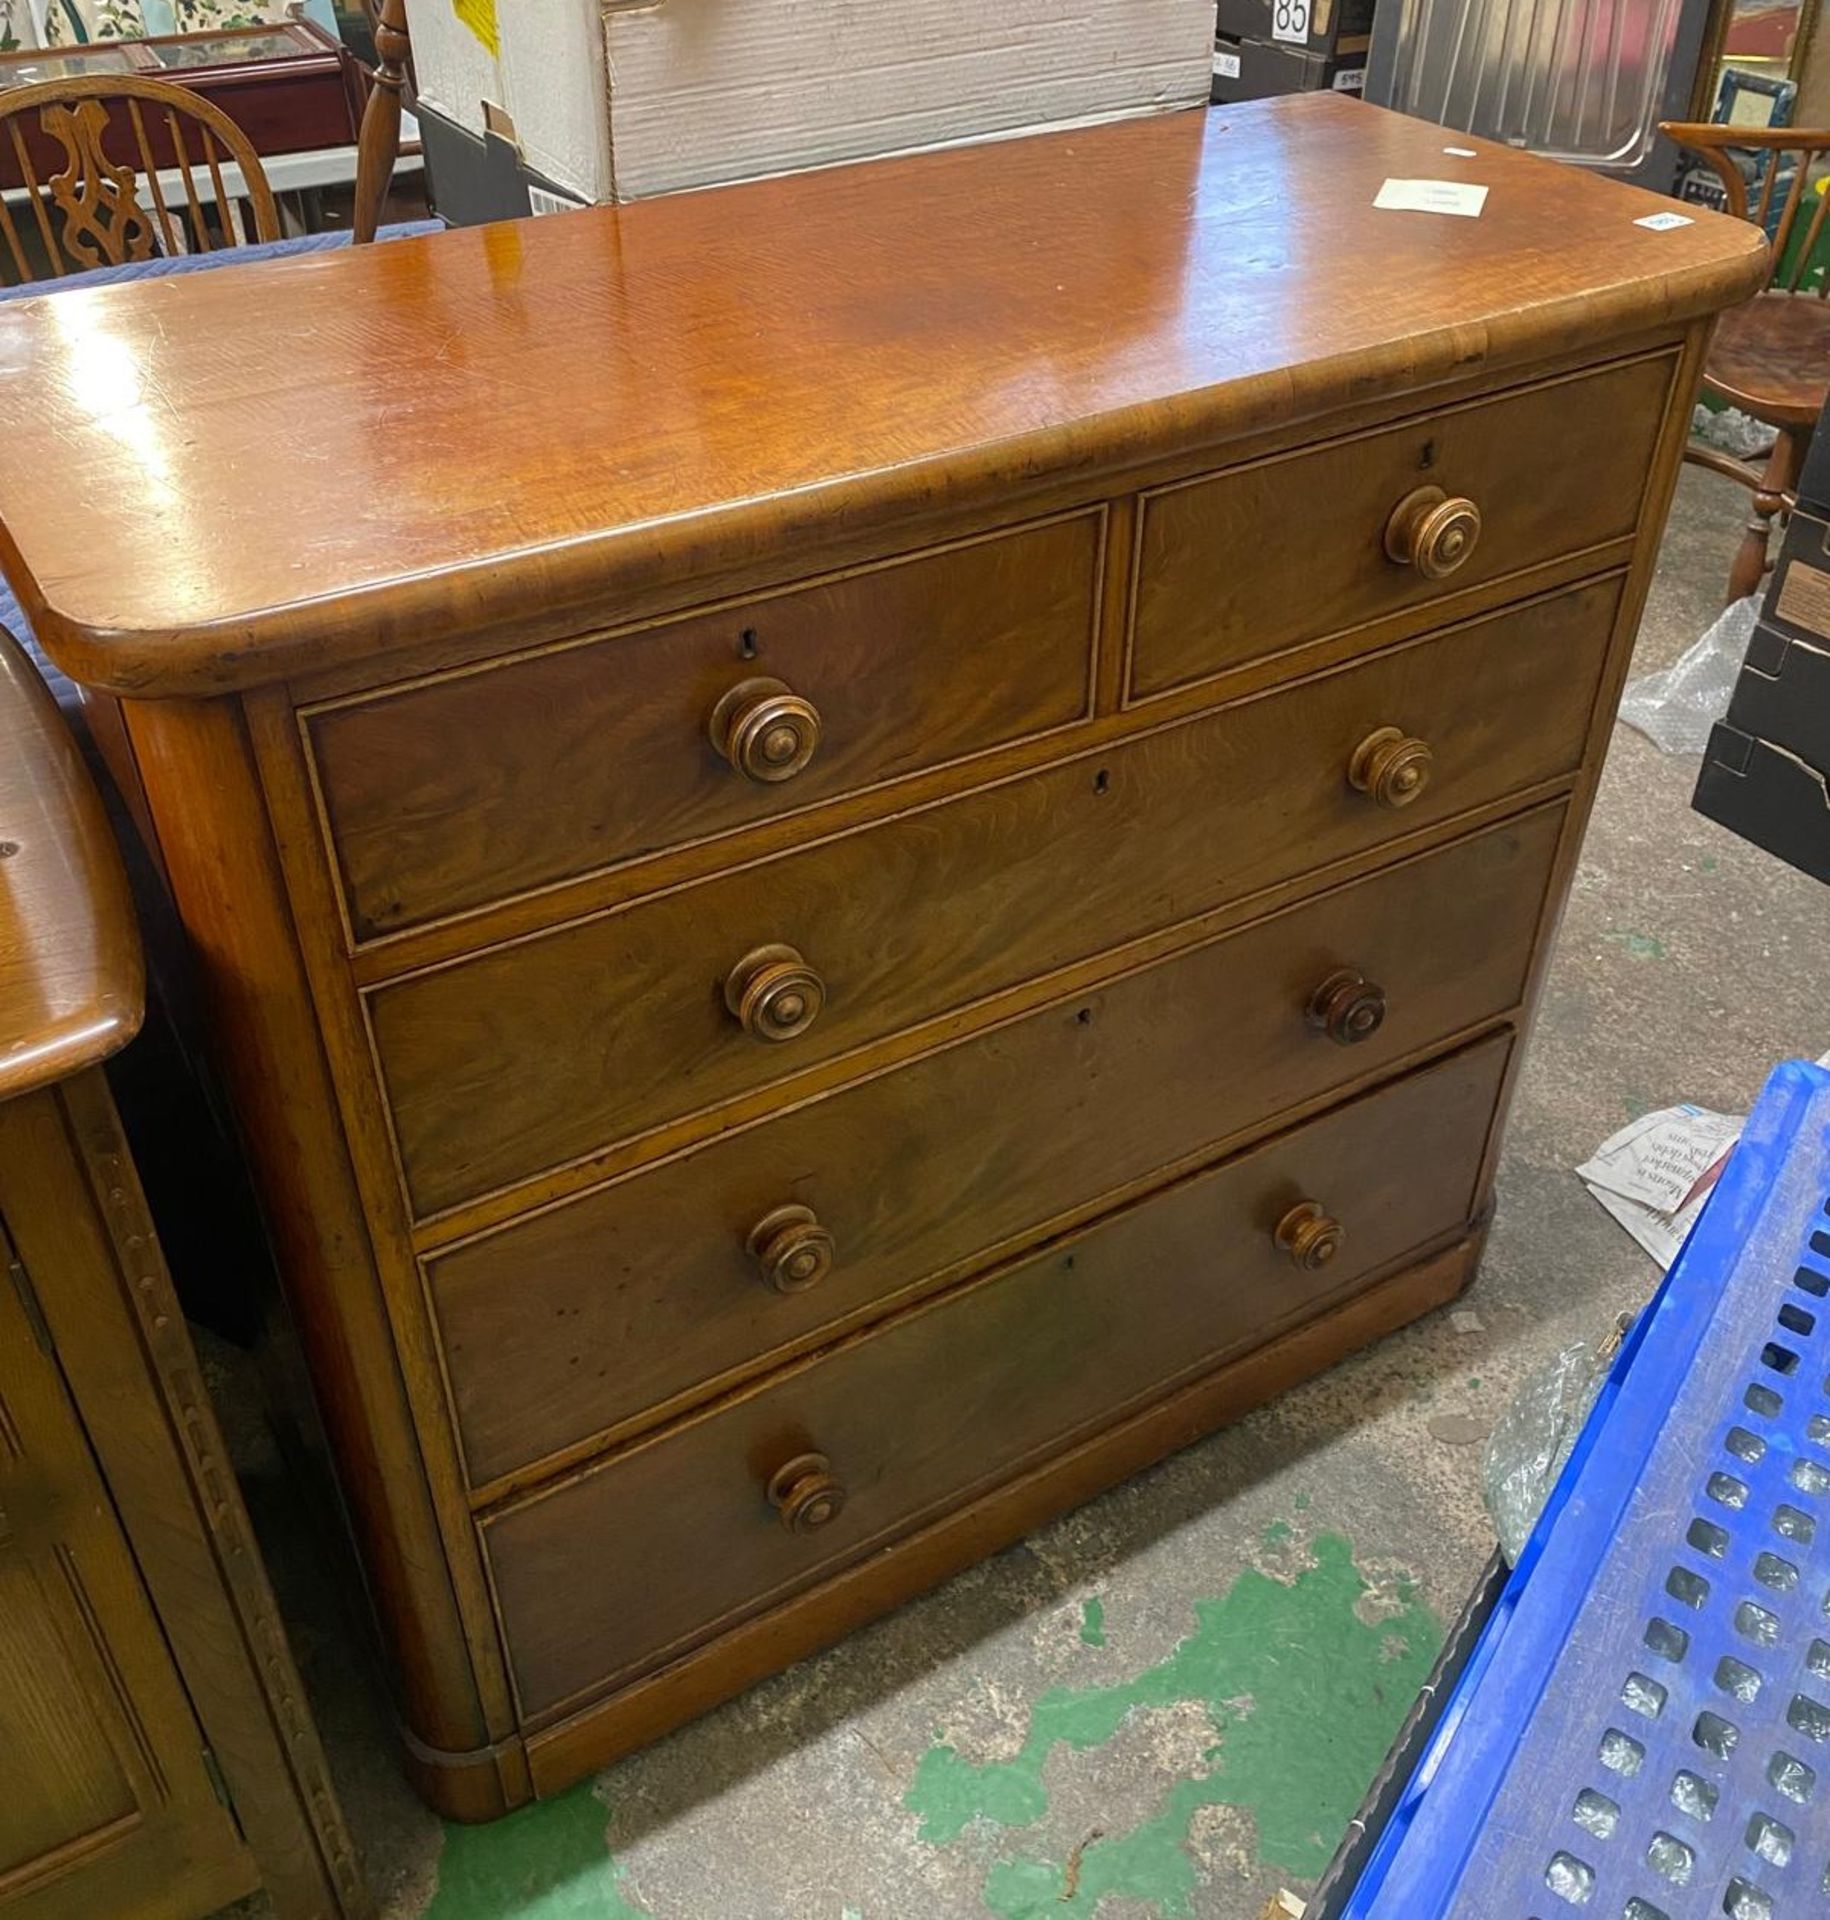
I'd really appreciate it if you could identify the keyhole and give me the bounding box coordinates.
[1419,439,1437,470]
[738,627,759,660]
[1093,768,1110,796]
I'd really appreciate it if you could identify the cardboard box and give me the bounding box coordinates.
[408,0,1215,215]
[1214,0,1376,57]
[1210,33,1365,101]
[1690,485,1830,887]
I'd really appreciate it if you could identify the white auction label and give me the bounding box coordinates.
[1634,209,1694,230]
[1332,67,1365,90]
[1272,0,1311,42]
[1373,177,1489,217]
[1213,47,1242,76]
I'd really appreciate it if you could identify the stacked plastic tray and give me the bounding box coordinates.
[1339,1059,1830,1919]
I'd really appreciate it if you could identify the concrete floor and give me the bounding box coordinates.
[263,465,1830,1920]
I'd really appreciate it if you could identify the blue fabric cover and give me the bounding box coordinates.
[0,219,441,306]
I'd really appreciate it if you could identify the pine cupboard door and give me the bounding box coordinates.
[0,1214,256,1920]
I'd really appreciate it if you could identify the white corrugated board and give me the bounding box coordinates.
[601,0,1216,200]
[405,0,1212,206]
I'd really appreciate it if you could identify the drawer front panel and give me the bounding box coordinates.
[1128,352,1672,698]
[372,578,1617,1219]
[482,1036,1509,1721]
[308,511,1103,941]
[434,807,1563,1486]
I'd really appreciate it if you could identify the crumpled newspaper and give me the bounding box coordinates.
[1576,1103,1743,1269]
[1575,1053,1830,1267]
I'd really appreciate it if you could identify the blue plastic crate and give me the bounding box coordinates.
[1343,1059,1830,1920]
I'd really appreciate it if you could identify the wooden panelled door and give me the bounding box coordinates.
[0,1216,253,1920]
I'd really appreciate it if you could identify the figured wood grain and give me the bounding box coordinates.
[307,510,1102,941]
[372,578,1620,1220]
[0,101,1750,1817]
[482,1037,1507,1723]
[433,806,1563,1490]
[1128,351,1674,697]
[0,97,1763,696]
[0,631,141,1103]
[524,1217,1490,1791]
[0,1170,252,1920]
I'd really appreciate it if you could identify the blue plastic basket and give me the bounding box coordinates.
[1343,1059,1830,1920]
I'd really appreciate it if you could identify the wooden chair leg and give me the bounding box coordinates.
[1727,425,1808,604]
[352,0,410,247]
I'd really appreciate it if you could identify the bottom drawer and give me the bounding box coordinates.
[483,1035,1510,1723]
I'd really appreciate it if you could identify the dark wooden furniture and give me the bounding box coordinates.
[0,20,362,193]
[1662,120,1828,600]
[0,73,280,283]
[0,632,364,1917]
[0,94,1766,1819]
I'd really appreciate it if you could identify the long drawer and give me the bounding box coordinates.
[432,806,1563,1488]
[481,1035,1510,1723]
[1128,351,1673,698]
[371,577,1617,1219]
[305,511,1104,941]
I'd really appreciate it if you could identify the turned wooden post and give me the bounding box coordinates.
[353,0,410,245]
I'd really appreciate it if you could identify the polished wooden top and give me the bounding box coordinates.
[0,630,142,1099]
[0,94,1765,698]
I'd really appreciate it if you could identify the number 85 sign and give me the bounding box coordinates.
[1272,0,1312,41]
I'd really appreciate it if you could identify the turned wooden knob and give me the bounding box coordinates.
[1307,968,1387,1045]
[767,1452,846,1535]
[747,1204,835,1293]
[724,943,825,1042]
[1348,727,1433,809]
[710,677,822,783]
[1384,485,1481,580]
[1275,1201,1345,1272]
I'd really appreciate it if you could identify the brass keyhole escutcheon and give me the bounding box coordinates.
[747,1204,835,1293]
[724,943,826,1042]
[710,677,823,783]
[1307,968,1387,1046]
[767,1452,847,1535]
[1384,485,1482,581]
[1275,1201,1345,1273]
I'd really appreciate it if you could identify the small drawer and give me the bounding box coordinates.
[432,806,1563,1488]
[480,1035,1509,1723]
[1127,352,1674,699]
[305,511,1102,941]
[371,576,1617,1219]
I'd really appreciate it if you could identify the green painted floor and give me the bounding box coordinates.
[399,1525,1433,1920]
[248,465,1827,1919]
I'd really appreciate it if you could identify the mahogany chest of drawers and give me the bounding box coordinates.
[0,94,1765,1817]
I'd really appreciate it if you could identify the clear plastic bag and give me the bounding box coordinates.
[1617,595,1759,756]
[1690,402,1778,461]
[1481,1327,1623,1563]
